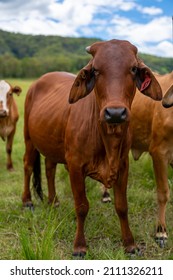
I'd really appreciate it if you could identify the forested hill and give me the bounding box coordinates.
[0,29,172,78]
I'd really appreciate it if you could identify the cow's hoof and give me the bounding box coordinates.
[72,251,86,258]
[155,228,168,248]
[126,245,143,257]
[102,193,111,203]
[7,167,14,172]
[155,237,167,248]
[23,201,34,211]
[48,200,60,208]
[54,201,60,207]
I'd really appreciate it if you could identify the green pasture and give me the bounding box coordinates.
[0,78,173,260]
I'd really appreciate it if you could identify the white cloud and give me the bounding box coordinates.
[141,40,173,58]
[0,0,51,18]
[110,16,172,43]
[49,1,95,28]
[0,17,80,37]
[108,15,172,57]
[137,5,163,16]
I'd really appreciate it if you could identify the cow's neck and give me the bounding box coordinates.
[97,121,129,187]
[84,93,129,187]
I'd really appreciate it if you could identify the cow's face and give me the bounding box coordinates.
[69,39,162,132]
[0,80,21,118]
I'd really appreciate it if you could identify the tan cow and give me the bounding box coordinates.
[131,71,173,247]
[0,80,22,170]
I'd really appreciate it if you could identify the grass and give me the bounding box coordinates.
[0,78,173,260]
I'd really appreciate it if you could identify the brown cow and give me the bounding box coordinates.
[0,80,22,170]
[22,39,162,256]
[131,71,173,248]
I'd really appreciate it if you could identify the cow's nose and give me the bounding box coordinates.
[104,107,127,124]
[0,110,7,118]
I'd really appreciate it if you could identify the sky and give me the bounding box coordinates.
[0,0,172,57]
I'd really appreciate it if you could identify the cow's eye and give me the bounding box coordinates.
[92,68,99,76]
[94,70,99,76]
[8,92,13,96]
[131,66,138,75]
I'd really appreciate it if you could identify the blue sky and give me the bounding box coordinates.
[0,0,172,57]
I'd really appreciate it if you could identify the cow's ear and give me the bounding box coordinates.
[12,86,22,96]
[136,61,162,101]
[162,85,173,108]
[69,62,95,104]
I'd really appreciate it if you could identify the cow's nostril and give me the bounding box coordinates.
[104,107,127,124]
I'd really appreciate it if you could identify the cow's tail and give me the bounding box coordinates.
[32,151,43,201]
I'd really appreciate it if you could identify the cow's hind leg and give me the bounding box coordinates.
[22,140,39,209]
[151,151,169,247]
[45,158,59,206]
[68,165,89,257]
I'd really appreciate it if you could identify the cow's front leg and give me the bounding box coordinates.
[68,165,89,257]
[151,149,169,247]
[6,129,15,171]
[113,158,136,254]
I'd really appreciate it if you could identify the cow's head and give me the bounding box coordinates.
[69,39,162,130]
[162,84,173,108]
[0,80,22,118]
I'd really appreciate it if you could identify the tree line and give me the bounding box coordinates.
[0,29,172,78]
[0,52,90,78]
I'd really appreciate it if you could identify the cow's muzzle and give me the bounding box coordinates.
[0,110,8,118]
[104,107,127,124]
